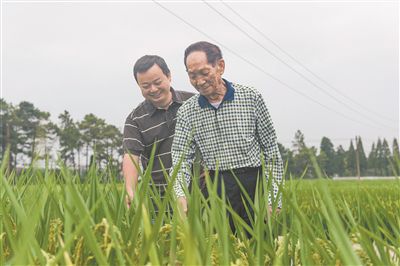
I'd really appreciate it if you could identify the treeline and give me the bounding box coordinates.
[1,99,398,177]
[279,130,399,178]
[0,99,122,171]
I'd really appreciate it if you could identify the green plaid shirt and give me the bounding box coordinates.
[171,80,284,207]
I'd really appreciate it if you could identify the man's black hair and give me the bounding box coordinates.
[133,55,170,82]
[184,41,223,68]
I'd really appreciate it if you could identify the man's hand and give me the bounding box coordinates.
[125,188,134,209]
[123,154,139,209]
[177,196,188,215]
[265,205,281,221]
[268,205,281,215]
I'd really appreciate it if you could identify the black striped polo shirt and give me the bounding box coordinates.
[123,88,194,184]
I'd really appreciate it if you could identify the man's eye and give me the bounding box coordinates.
[154,82,161,86]
[142,85,150,89]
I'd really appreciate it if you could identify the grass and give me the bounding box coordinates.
[1,150,399,265]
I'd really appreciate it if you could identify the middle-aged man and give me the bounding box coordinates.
[123,55,194,208]
[171,41,284,231]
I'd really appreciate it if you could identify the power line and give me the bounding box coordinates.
[219,0,396,124]
[203,0,396,130]
[152,0,396,132]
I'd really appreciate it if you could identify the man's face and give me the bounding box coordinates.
[137,64,172,108]
[186,51,225,98]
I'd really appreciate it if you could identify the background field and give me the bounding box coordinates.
[1,158,399,265]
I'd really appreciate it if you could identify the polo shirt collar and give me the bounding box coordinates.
[198,78,235,109]
[144,87,181,116]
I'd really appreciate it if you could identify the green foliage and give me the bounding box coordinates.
[319,137,335,176]
[1,151,399,265]
[356,137,368,175]
[57,110,81,168]
[78,114,122,170]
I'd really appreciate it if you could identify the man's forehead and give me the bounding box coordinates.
[139,76,161,84]
[187,64,213,73]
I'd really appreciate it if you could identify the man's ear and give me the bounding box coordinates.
[167,73,172,82]
[217,59,225,75]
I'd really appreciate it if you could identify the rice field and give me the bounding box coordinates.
[1,153,399,265]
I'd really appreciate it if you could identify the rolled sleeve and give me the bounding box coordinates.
[255,92,284,208]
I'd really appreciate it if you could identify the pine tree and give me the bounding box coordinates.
[356,136,367,175]
[79,114,107,169]
[334,145,346,177]
[278,142,293,179]
[0,99,19,169]
[292,130,306,155]
[319,137,335,177]
[345,140,356,176]
[99,124,123,168]
[392,138,400,175]
[375,139,384,176]
[13,101,51,165]
[368,142,377,176]
[57,111,81,169]
[382,139,391,176]
[291,130,315,178]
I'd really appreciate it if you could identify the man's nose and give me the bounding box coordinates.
[149,84,158,92]
[196,78,206,86]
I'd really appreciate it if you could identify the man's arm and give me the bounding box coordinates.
[255,91,284,209]
[123,153,140,208]
[122,113,144,208]
[170,112,196,214]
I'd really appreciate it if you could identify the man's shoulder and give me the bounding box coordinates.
[231,82,259,96]
[125,101,148,121]
[175,90,196,102]
[181,94,199,108]
[177,94,199,117]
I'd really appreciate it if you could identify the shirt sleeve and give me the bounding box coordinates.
[170,111,196,198]
[255,92,284,208]
[123,115,144,156]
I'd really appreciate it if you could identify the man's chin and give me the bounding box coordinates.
[198,88,211,96]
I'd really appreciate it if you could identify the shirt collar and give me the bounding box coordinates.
[144,87,181,116]
[198,78,235,109]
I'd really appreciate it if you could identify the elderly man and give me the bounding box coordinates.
[171,41,284,230]
[123,55,194,208]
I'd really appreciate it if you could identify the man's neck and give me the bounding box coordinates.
[155,92,173,110]
[207,80,227,103]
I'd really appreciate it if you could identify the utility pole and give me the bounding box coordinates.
[355,136,361,180]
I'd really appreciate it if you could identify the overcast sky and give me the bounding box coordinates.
[2,0,399,152]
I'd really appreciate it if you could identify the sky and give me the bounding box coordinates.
[2,0,399,153]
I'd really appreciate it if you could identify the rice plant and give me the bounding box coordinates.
[1,149,399,265]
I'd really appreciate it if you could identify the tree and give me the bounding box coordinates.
[356,136,367,175]
[375,139,383,176]
[345,140,356,176]
[291,130,316,178]
[374,138,391,176]
[292,130,306,155]
[381,139,391,176]
[57,111,81,169]
[0,99,19,169]
[393,138,400,159]
[13,101,51,165]
[368,142,377,176]
[334,145,346,177]
[79,114,106,170]
[278,142,293,179]
[392,138,400,175]
[98,124,123,167]
[319,137,335,177]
